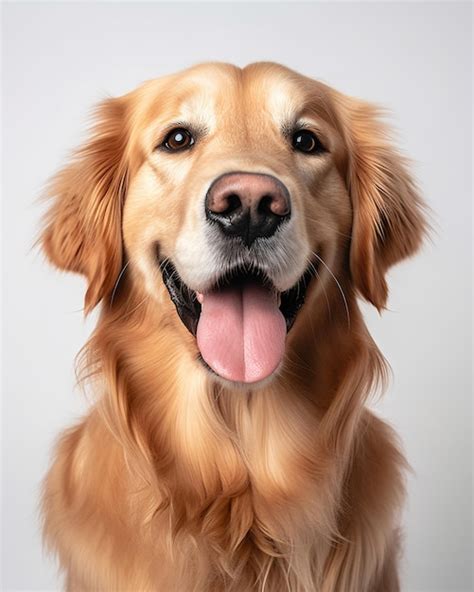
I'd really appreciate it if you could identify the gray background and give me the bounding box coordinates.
[2,2,472,591]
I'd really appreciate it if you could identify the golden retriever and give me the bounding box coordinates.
[40,62,428,591]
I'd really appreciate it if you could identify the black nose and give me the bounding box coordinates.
[205,172,291,247]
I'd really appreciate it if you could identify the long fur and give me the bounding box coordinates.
[40,62,428,591]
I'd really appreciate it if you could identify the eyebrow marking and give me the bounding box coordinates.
[161,120,209,137]
[281,118,323,137]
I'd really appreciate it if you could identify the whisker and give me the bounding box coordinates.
[123,294,150,319]
[159,257,170,272]
[304,255,332,324]
[110,260,130,307]
[304,216,352,240]
[311,252,350,330]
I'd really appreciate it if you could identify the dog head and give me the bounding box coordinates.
[41,62,427,386]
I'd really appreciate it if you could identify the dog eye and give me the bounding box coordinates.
[163,128,195,152]
[292,130,325,154]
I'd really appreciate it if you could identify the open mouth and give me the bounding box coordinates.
[160,261,317,384]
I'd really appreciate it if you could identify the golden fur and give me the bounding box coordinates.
[40,62,428,591]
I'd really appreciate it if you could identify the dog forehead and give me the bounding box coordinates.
[249,73,306,128]
[136,62,308,131]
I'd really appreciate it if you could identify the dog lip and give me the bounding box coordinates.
[160,259,202,336]
[159,259,318,337]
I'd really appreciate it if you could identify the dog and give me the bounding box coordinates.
[40,62,427,591]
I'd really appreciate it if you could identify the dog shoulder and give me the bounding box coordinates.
[41,410,158,589]
[322,411,406,592]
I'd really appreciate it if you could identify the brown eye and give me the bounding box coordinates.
[163,128,194,151]
[292,130,325,154]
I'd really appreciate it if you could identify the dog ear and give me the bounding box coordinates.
[41,98,130,313]
[333,94,429,310]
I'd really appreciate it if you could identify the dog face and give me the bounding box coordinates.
[41,62,426,386]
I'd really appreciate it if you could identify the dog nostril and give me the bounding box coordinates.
[257,194,290,217]
[224,193,242,215]
[257,195,273,215]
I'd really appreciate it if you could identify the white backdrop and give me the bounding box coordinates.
[2,2,472,591]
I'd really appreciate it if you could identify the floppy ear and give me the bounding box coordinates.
[41,97,130,313]
[334,94,429,310]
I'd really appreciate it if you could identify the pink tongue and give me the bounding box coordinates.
[196,283,286,383]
